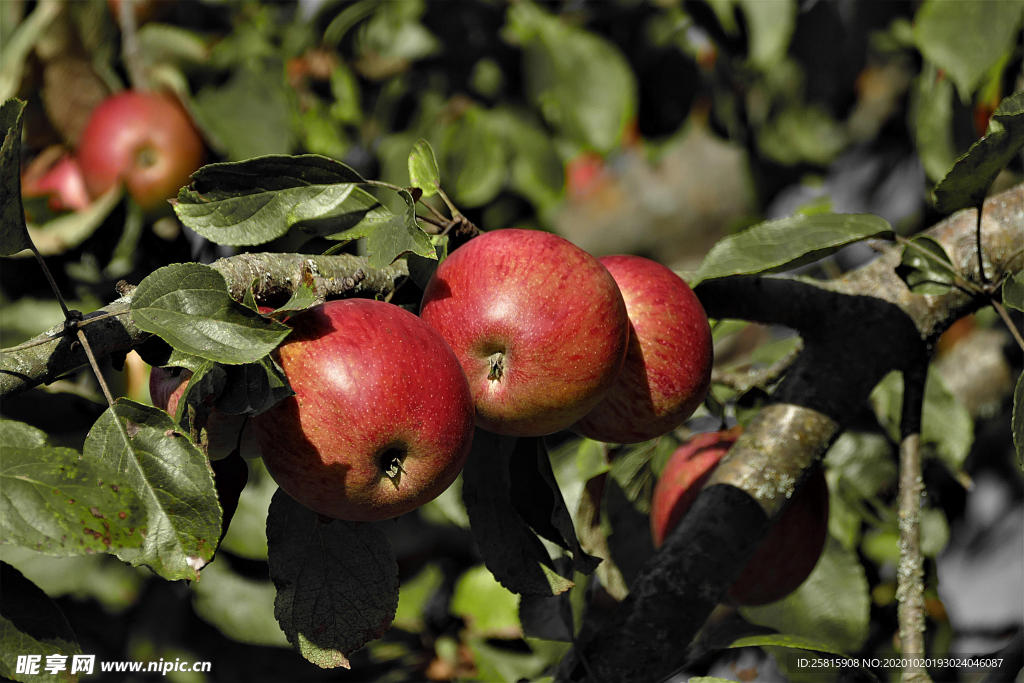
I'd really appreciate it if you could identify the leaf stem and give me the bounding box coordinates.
[436,188,461,218]
[30,244,71,319]
[992,299,1024,352]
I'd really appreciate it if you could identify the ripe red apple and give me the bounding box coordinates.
[651,430,829,606]
[574,255,713,443]
[21,150,91,214]
[77,91,204,211]
[251,299,475,521]
[419,229,630,437]
[149,366,260,462]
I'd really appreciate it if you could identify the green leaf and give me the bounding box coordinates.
[896,235,959,295]
[506,1,636,153]
[758,105,847,167]
[437,107,507,208]
[0,562,81,683]
[933,89,1024,213]
[0,421,145,556]
[330,188,435,268]
[174,155,391,247]
[461,429,575,597]
[215,356,294,417]
[1013,371,1023,471]
[508,438,600,575]
[451,565,521,636]
[84,400,220,581]
[192,67,296,161]
[191,560,288,647]
[219,459,276,559]
[869,368,974,471]
[910,65,958,183]
[695,213,893,284]
[727,633,847,657]
[267,490,399,669]
[130,263,291,365]
[0,98,32,257]
[408,139,441,198]
[407,234,448,291]
[913,0,1024,102]
[492,108,564,212]
[270,284,322,319]
[740,0,797,71]
[1005,271,1024,312]
[393,563,444,632]
[739,536,869,653]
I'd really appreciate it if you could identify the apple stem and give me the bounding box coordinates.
[486,352,504,381]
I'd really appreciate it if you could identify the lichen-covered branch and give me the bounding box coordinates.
[561,184,1022,683]
[0,253,407,401]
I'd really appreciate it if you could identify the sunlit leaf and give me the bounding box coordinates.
[914,0,1024,102]
[84,400,220,581]
[130,263,291,365]
[695,213,892,284]
[0,421,145,557]
[408,139,441,198]
[933,89,1024,213]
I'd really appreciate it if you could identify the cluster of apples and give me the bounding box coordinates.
[22,90,203,215]
[153,229,715,522]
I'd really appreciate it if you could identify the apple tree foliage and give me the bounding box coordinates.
[1,1,1022,682]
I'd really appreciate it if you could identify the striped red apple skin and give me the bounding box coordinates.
[252,299,475,521]
[419,229,630,437]
[574,255,712,444]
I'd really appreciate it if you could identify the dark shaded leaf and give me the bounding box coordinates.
[0,562,80,683]
[461,429,575,596]
[130,263,291,365]
[267,490,399,669]
[215,356,294,417]
[84,400,220,581]
[509,438,600,575]
[933,90,1024,213]
[695,213,892,284]
[896,235,958,295]
[909,65,958,183]
[1005,270,1024,312]
[0,98,32,256]
[0,421,144,556]
[407,139,440,197]
[407,235,447,290]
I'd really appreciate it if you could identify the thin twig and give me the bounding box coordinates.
[30,245,70,319]
[897,360,932,683]
[711,340,803,393]
[992,299,1024,352]
[75,328,115,406]
[419,198,449,224]
[975,204,988,284]
[117,0,146,90]
[0,311,134,354]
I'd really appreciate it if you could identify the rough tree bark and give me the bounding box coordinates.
[557,184,1022,682]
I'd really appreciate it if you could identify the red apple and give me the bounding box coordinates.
[21,149,91,214]
[574,255,713,443]
[77,91,204,211]
[651,430,829,606]
[251,299,475,521]
[149,366,260,462]
[419,229,630,437]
